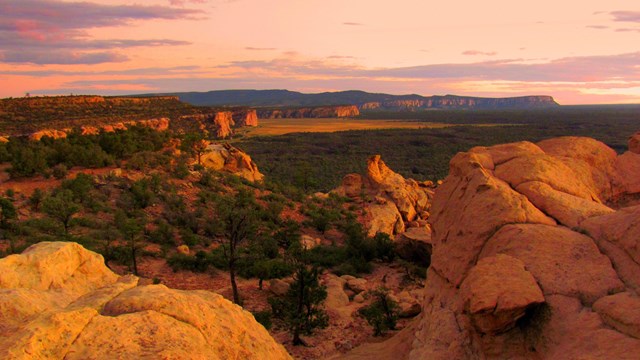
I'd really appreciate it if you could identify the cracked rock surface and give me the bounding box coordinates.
[0,242,291,360]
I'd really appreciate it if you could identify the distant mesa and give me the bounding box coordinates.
[157,89,560,110]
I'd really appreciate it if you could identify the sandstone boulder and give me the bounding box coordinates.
[345,278,368,294]
[269,278,290,296]
[199,143,264,182]
[0,242,291,360]
[176,244,189,255]
[460,254,544,334]
[593,292,640,339]
[301,235,321,250]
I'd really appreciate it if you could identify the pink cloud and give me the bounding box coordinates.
[462,50,497,56]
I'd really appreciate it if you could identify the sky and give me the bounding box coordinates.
[1,0,640,104]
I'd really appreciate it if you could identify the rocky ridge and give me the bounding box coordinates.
[407,134,640,359]
[257,105,360,119]
[0,242,290,359]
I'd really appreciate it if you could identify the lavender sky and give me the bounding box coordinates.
[1,0,640,104]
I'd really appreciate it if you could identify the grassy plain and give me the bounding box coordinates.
[237,118,484,137]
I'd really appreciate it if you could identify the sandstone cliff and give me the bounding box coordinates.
[407,135,640,359]
[333,155,434,239]
[199,143,264,182]
[357,95,558,111]
[258,105,360,119]
[212,111,235,139]
[233,109,259,127]
[0,242,291,360]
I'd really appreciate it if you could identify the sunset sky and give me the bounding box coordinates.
[1,0,640,104]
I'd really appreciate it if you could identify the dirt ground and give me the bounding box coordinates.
[117,257,421,360]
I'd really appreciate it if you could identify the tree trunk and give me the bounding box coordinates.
[230,265,240,304]
[229,239,240,304]
[259,278,263,290]
[293,328,302,346]
[131,238,138,276]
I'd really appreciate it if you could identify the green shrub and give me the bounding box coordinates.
[167,251,211,272]
[358,288,400,336]
[253,310,273,330]
[52,164,68,179]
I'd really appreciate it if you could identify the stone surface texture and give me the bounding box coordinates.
[0,242,291,360]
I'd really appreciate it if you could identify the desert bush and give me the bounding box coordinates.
[358,288,400,336]
[52,164,68,179]
[167,250,212,273]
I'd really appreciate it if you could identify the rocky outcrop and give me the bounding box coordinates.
[233,109,259,127]
[28,129,68,141]
[409,135,640,359]
[258,105,360,119]
[333,155,434,238]
[0,242,290,359]
[23,118,171,141]
[199,143,264,182]
[212,111,235,139]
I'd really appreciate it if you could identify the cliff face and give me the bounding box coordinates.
[375,95,559,110]
[0,242,290,359]
[233,109,259,127]
[212,111,235,139]
[409,134,640,359]
[357,95,558,111]
[258,105,360,119]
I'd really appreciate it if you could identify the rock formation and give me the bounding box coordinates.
[233,109,259,127]
[212,111,235,139]
[258,105,360,119]
[199,143,264,182]
[0,242,290,359]
[28,129,68,141]
[333,155,434,239]
[408,135,640,359]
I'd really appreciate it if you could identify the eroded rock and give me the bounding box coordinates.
[0,242,291,360]
[408,134,640,360]
[199,143,264,182]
